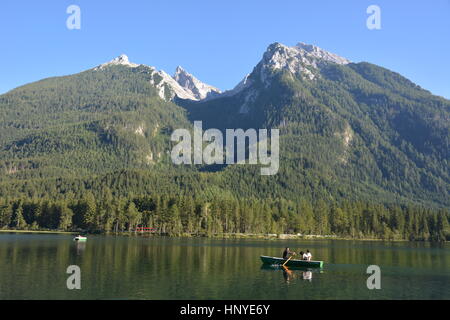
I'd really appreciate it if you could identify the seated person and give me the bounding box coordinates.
[305,249,312,261]
[301,251,308,260]
[299,251,305,260]
[282,247,295,259]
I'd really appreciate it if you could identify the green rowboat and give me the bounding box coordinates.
[260,255,323,268]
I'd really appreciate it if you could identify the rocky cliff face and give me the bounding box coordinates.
[94,55,220,101]
[173,66,221,100]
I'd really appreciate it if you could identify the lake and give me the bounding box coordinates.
[0,233,448,300]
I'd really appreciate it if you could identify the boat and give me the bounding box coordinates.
[260,255,323,268]
[74,235,87,241]
[260,264,323,273]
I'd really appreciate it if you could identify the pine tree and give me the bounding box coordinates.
[12,203,27,230]
[58,204,74,231]
[83,192,97,230]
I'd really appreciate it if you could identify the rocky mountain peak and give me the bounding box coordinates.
[94,54,140,70]
[295,42,350,65]
[259,42,350,83]
[173,66,221,100]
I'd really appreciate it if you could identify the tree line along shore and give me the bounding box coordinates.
[1,194,448,242]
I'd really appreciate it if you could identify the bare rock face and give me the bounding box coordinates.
[206,42,350,114]
[173,66,221,100]
[93,42,349,103]
[94,55,220,101]
[259,42,350,84]
[217,41,350,101]
[94,54,140,70]
[149,68,198,101]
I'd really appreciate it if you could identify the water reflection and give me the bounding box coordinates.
[74,241,86,255]
[302,270,312,281]
[261,265,321,284]
[0,234,448,299]
[282,267,295,283]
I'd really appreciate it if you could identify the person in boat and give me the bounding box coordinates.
[282,247,295,260]
[299,251,305,260]
[305,249,312,261]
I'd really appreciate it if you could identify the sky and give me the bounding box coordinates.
[1,0,449,98]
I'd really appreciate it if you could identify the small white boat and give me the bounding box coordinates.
[74,235,87,241]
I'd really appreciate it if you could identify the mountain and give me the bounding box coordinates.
[0,59,192,181]
[212,42,350,103]
[95,55,219,101]
[0,44,448,240]
[94,54,140,70]
[0,45,449,207]
[173,66,221,100]
[183,42,450,207]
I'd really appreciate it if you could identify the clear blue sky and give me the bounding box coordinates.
[1,0,449,98]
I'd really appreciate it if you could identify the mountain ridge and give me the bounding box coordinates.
[0,41,449,211]
[92,54,221,102]
[173,66,221,100]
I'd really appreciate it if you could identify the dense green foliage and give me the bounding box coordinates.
[185,62,450,208]
[0,65,190,179]
[1,194,448,241]
[1,61,449,241]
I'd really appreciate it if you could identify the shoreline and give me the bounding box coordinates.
[1,229,441,242]
[0,229,77,235]
[210,233,413,242]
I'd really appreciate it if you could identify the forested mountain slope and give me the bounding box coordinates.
[0,64,191,181]
[0,44,448,240]
[184,43,450,208]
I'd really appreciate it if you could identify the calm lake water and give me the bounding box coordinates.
[0,233,448,300]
